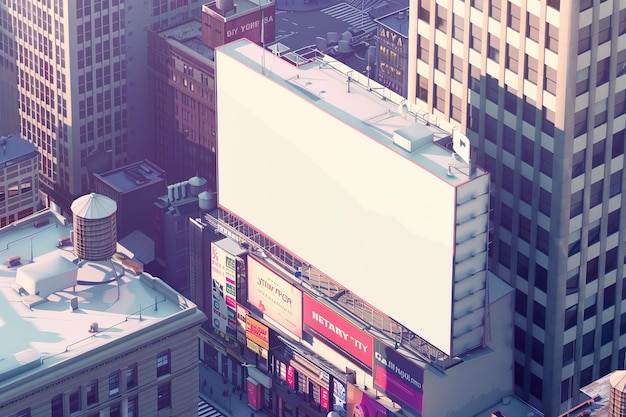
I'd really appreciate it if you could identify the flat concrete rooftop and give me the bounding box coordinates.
[0,210,200,387]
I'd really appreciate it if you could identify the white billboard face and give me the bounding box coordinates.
[247,256,303,338]
[211,242,238,334]
[217,43,456,353]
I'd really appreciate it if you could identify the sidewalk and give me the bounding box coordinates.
[275,0,340,12]
[199,363,272,417]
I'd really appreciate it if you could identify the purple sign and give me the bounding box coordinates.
[372,339,423,416]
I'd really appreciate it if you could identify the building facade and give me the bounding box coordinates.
[404,1,626,415]
[3,0,202,213]
[0,208,206,417]
[0,134,40,227]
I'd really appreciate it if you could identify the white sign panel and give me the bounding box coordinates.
[247,256,302,338]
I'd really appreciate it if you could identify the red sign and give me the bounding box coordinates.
[286,365,295,388]
[320,386,329,411]
[247,379,260,410]
[303,294,373,368]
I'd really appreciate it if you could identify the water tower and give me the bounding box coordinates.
[70,193,117,261]
[610,370,626,417]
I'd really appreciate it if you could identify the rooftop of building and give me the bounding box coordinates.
[157,19,215,62]
[217,39,486,187]
[0,133,38,167]
[474,395,544,417]
[375,7,409,35]
[0,209,204,391]
[93,159,166,193]
[202,0,274,20]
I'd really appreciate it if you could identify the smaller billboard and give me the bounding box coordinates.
[372,339,424,416]
[303,293,373,369]
[321,386,330,411]
[347,383,388,417]
[247,255,303,337]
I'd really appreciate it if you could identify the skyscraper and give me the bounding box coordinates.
[405,1,626,415]
[3,0,202,212]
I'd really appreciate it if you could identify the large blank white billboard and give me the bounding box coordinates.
[216,41,457,353]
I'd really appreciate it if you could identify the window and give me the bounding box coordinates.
[469,64,481,93]
[532,338,544,364]
[506,44,519,72]
[546,23,558,52]
[498,240,511,268]
[590,179,603,207]
[435,45,447,72]
[16,410,31,417]
[604,285,617,311]
[489,0,501,21]
[606,247,618,274]
[615,90,626,117]
[517,252,529,280]
[418,0,430,22]
[157,350,171,377]
[539,187,551,215]
[540,147,553,176]
[110,403,121,417]
[563,340,574,365]
[52,395,63,417]
[417,35,429,63]
[586,257,599,284]
[500,203,513,230]
[576,67,589,96]
[610,170,622,198]
[504,85,517,113]
[597,57,610,86]
[514,325,525,351]
[574,108,588,137]
[588,219,601,246]
[566,269,579,295]
[520,176,532,204]
[564,305,577,331]
[515,289,527,315]
[598,16,611,45]
[525,54,538,84]
[582,330,595,356]
[580,0,592,11]
[470,24,482,51]
[533,301,546,329]
[436,5,447,32]
[450,94,462,122]
[87,380,98,406]
[127,363,138,390]
[416,74,428,101]
[592,141,606,168]
[544,66,557,95]
[471,0,483,11]
[452,14,464,41]
[128,397,138,417]
[519,215,531,242]
[530,372,543,400]
[109,371,121,397]
[487,34,499,61]
[608,209,620,235]
[507,3,520,32]
[621,8,626,35]
[614,130,625,157]
[70,389,81,413]
[578,25,592,54]
[451,54,463,82]
[526,13,539,42]
[486,75,498,102]
[536,226,549,255]
[157,382,171,410]
[433,84,446,112]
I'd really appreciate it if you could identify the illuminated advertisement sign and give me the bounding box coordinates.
[347,383,388,417]
[333,379,347,416]
[320,386,330,411]
[237,303,248,344]
[224,7,276,45]
[247,255,303,338]
[372,339,424,416]
[246,315,269,350]
[211,243,230,334]
[303,293,373,369]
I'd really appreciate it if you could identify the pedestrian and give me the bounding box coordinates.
[240,392,243,401]
[232,385,236,394]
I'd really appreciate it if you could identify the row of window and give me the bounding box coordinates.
[16,350,172,416]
